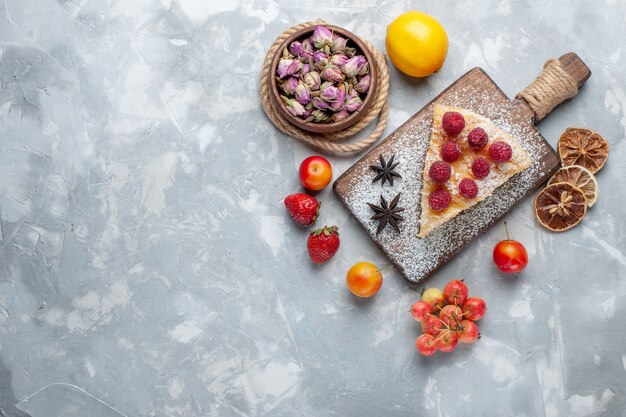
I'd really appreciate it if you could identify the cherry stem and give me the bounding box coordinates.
[504,221,510,241]
[452,312,463,329]
[432,329,450,344]
[377,264,393,273]
[434,316,451,330]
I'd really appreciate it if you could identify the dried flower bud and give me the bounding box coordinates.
[331,34,348,53]
[332,109,350,122]
[356,74,370,93]
[277,58,303,79]
[283,97,306,117]
[329,89,346,111]
[289,41,304,57]
[301,63,311,74]
[344,90,362,112]
[312,96,330,110]
[344,47,356,57]
[300,50,314,61]
[306,109,330,123]
[358,62,369,76]
[282,76,299,95]
[302,38,314,52]
[320,82,341,102]
[311,25,333,49]
[321,66,345,83]
[313,51,329,68]
[342,55,367,78]
[330,53,349,67]
[295,82,311,105]
[303,71,321,90]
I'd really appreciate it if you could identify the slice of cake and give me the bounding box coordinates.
[418,105,532,237]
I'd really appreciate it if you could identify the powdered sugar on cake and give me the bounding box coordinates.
[342,89,549,284]
[418,104,532,237]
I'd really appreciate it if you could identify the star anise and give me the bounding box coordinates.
[367,193,405,234]
[370,154,402,186]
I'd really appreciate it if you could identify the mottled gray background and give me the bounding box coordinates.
[0,0,624,416]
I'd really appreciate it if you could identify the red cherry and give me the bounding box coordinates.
[434,330,459,353]
[493,222,528,273]
[299,156,332,190]
[462,297,487,321]
[458,320,479,343]
[415,334,437,356]
[439,305,463,327]
[410,301,434,322]
[443,279,469,305]
[421,314,442,336]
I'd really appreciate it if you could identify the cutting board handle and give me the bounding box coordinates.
[516,52,591,122]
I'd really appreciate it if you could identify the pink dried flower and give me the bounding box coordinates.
[344,90,362,112]
[295,82,311,105]
[303,71,321,90]
[306,109,330,123]
[330,53,349,67]
[356,74,370,93]
[277,58,302,78]
[331,34,348,53]
[311,25,333,49]
[282,76,299,95]
[312,96,330,110]
[283,97,306,117]
[321,66,345,83]
[342,55,367,78]
[332,109,350,122]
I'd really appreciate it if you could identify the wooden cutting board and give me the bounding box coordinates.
[333,53,590,284]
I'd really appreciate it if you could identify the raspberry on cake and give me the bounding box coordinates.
[428,161,451,183]
[471,157,491,179]
[467,127,488,150]
[489,141,513,162]
[458,178,478,199]
[418,104,532,238]
[429,189,451,211]
[441,141,461,162]
[442,111,465,137]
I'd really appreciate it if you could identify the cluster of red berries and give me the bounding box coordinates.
[411,280,487,356]
[428,111,514,211]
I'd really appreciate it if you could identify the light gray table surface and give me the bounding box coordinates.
[0,1,624,416]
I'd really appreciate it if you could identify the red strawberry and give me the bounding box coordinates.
[307,226,340,264]
[284,194,320,226]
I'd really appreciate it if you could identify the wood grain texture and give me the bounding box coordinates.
[558,52,591,88]
[333,61,587,284]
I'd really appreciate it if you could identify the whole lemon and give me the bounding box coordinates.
[386,11,449,77]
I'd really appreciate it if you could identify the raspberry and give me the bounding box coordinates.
[467,127,488,150]
[471,157,490,179]
[442,111,465,137]
[489,141,513,162]
[428,161,451,183]
[458,178,478,199]
[441,141,461,163]
[429,189,452,211]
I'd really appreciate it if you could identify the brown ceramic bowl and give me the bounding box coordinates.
[268,24,379,134]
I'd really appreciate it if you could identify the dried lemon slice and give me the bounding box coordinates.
[534,182,587,232]
[548,165,598,207]
[558,128,609,174]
